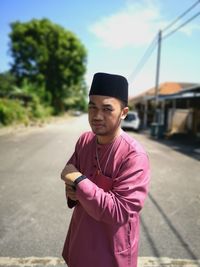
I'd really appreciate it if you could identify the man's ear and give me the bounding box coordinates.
[121,107,129,120]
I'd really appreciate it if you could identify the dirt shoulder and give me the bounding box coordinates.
[0,113,73,137]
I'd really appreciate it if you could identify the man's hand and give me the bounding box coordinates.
[61,164,82,183]
[61,164,82,202]
[65,183,77,201]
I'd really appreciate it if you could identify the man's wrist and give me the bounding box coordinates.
[73,175,87,189]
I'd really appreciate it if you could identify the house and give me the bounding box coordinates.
[129,82,200,137]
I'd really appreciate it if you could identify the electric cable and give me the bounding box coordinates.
[163,10,200,39]
[128,34,158,81]
[162,0,200,33]
[129,0,200,83]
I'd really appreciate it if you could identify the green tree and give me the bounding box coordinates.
[9,19,87,113]
[0,71,16,97]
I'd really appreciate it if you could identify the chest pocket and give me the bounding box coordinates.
[94,173,113,192]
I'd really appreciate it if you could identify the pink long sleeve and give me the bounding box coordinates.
[76,153,150,225]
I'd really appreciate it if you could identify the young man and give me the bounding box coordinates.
[61,72,150,267]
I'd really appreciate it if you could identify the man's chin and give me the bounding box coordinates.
[91,128,106,136]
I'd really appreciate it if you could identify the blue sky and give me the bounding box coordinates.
[0,0,200,96]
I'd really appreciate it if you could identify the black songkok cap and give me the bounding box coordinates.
[89,72,128,105]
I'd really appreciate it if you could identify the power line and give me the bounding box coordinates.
[163,10,200,39]
[129,0,200,82]
[162,0,200,33]
[128,34,158,81]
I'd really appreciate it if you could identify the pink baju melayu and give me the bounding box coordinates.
[62,130,150,267]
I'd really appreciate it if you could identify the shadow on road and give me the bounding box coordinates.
[148,194,198,260]
[147,131,200,161]
[140,194,200,267]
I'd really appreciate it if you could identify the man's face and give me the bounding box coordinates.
[88,95,128,137]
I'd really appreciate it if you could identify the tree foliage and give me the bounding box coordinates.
[0,71,16,97]
[9,19,87,113]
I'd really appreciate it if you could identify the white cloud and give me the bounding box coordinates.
[89,0,166,49]
[179,23,200,36]
[89,0,200,49]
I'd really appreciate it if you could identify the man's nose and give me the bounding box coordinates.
[93,109,103,120]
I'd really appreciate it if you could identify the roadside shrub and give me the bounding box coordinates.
[0,98,29,126]
[27,94,53,121]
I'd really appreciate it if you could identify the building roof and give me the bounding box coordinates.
[129,82,198,104]
[159,84,200,100]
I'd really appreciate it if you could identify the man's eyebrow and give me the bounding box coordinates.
[88,101,113,109]
[88,101,95,105]
[102,104,113,108]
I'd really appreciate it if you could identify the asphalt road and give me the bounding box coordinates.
[0,114,200,267]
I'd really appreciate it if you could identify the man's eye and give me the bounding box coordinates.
[88,106,96,110]
[103,108,113,112]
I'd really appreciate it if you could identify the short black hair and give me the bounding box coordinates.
[120,100,128,109]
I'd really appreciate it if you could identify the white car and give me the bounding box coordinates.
[121,111,140,131]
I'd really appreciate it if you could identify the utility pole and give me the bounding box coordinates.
[152,30,163,138]
[154,30,162,123]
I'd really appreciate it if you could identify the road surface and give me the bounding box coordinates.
[0,114,200,266]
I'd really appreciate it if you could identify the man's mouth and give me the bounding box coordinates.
[92,122,104,128]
